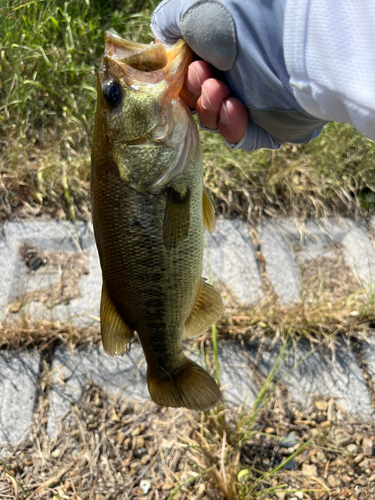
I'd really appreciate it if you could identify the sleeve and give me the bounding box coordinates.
[198,119,281,152]
[284,0,375,141]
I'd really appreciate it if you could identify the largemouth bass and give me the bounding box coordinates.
[91,31,224,411]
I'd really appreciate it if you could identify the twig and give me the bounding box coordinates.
[35,452,83,494]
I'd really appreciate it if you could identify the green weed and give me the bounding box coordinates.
[0,0,158,218]
[1,0,375,222]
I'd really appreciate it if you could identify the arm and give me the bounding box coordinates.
[284,0,375,141]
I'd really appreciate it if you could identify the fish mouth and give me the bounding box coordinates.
[104,31,168,72]
[102,31,193,91]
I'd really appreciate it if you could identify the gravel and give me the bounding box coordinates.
[1,384,375,500]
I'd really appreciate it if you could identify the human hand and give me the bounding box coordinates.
[151,0,326,152]
[181,60,248,145]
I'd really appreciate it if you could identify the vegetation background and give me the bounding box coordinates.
[2,0,375,340]
[1,0,375,225]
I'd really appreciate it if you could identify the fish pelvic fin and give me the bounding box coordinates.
[100,284,134,356]
[184,278,224,338]
[147,357,221,410]
[203,189,215,233]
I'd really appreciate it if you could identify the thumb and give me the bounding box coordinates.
[151,0,184,43]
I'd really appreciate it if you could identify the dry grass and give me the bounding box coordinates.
[220,293,375,345]
[1,283,375,353]
[1,363,375,500]
[1,2,375,225]
[0,320,101,351]
[203,123,375,225]
[2,122,375,227]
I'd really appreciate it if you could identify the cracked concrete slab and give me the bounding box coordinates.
[1,220,101,326]
[47,340,260,436]
[259,218,374,304]
[342,224,375,287]
[0,231,16,321]
[356,339,375,402]
[1,219,265,326]
[47,343,149,438]
[259,221,301,304]
[217,342,258,408]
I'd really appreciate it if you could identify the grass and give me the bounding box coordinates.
[1,333,375,499]
[0,0,159,220]
[1,0,375,223]
[203,122,375,222]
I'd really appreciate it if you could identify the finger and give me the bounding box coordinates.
[218,97,248,144]
[196,78,231,130]
[180,61,214,109]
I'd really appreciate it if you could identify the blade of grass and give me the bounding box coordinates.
[0,458,34,499]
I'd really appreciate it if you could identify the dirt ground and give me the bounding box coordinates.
[1,370,375,500]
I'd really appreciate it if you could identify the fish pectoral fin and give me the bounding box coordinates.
[163,187,190,250]
[100,284,134,357]
[184,278,224,338]
[203,189,215,233]
[147,357,221,410]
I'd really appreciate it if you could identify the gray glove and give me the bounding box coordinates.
[151,0,327,151]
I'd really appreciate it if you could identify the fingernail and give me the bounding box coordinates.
[186,66,201,94]
[219,101,230,124]
[201,86,214,110]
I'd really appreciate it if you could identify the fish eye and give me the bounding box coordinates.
[102,79,122,107]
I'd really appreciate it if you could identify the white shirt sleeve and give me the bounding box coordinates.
[284,0,375,141]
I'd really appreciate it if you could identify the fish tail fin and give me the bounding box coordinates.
[147,357,221,411]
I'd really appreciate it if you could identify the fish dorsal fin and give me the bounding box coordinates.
[203,189,215,233]
[184,278,224,338]
[163,187,190,250]
[100,284,134,356]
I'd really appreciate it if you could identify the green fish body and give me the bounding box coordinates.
[91,32,224,410]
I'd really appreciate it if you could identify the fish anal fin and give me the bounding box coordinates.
[184,278,224,338]
[203,189,215,233]
[163,187,190,250]
[100,284,134,357]
[147,357,221,410]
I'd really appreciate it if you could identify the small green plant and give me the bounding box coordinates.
[180,335,300,499]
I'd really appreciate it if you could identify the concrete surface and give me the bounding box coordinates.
[2,217,375,445]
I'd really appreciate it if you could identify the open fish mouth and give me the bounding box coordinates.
[104,31,168,71]
[102,31,192,84]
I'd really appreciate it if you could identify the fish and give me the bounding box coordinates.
[91,31,224,411]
